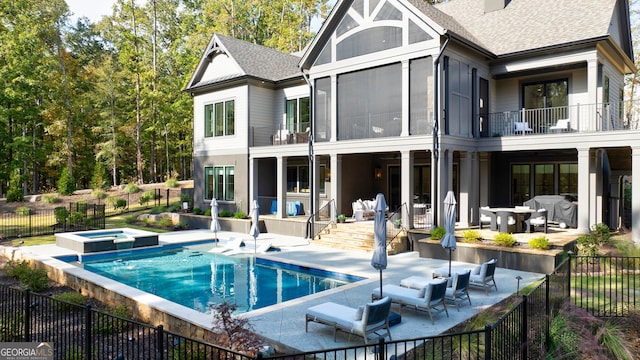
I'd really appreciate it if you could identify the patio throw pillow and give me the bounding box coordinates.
[418,284,432,299]
[355,305,364,320]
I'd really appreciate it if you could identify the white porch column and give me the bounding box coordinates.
[276,156,287,218]
[458,151,474,227]
[586,59,598,131]
[632,147,640,244]
[330,75,337,142]
[401,150,413,227]
[330,154,342,219]
[479,152,490,207]
[593,150,604,225]
[433,148,450,227]
[577,148,591,233]
[249,157,258,208]
[312,155,320,216]
[401,60,409,137]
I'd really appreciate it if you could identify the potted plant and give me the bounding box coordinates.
[336,214,347,223]
[393,219,402,229]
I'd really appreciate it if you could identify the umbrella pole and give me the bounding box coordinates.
[448,250,452,277]
[379,269,383,298]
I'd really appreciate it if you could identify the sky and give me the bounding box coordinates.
[66,0,117,23]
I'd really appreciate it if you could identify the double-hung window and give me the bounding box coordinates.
[286,97,310,133]
[205,166,235,201]
[204,100,235,137]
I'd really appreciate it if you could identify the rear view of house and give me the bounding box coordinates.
[185,0,640,243]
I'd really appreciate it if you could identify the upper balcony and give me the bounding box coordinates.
[484,101,640,138]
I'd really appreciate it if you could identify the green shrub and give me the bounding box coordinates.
[529,236,550,250]
[124,215,137,224]
[150,206,164,214]
[167,204,181,212]
[91,189,108,200]
[41,194,60,204]
[54,207,69,224]
[62,345,86,360]
[165,177,179,188]
[138,190,155,206]
[52,292,87,311]
[493,232,516,247]
[123,183,141,194]
[430,227,445,240]
[192,207,202,215]
[204,208,212,217]
[462,230,481,243]
[69,211,84,226]
[577,223,612,256]
[15,206,32,216]
[93,305,129,334]
[157,217,173,228]
[6,168,24,202]
[107,197,127,211]
[219,210,233,217]
[5,260,50,292]
[57,167,76,196]
[234,211,246,219]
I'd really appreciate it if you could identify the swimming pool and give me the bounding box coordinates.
[62,242,364,314]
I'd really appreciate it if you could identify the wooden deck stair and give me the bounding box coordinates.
[312,221,408,254]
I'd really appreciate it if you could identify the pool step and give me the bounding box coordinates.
[312,222,408,254]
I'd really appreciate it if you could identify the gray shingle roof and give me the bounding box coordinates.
[215,34,302,82]
[433,0,617,56]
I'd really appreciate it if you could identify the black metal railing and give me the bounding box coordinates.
[2,252,638,359]
[569,255,640,317]
[305,198,335,239]
[0,286,253,360]
[0,203,105,239]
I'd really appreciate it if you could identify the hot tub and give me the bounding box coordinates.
[55,228,159,253]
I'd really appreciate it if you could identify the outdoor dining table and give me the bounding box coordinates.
[486,207,535,233]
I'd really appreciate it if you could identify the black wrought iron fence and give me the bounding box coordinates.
[0,286,253,360]
[569,254,640,317]
[0,203,105,240]
[2,253,638,359]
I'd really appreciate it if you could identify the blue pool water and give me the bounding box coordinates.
[62,242,364,314]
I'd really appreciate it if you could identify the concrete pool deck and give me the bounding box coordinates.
[1,229,545,354]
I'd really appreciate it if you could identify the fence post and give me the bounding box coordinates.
[545,274,550,351]
[567,252,572,301]
[484,324,492,360]
[157,324,164,360]
[521,294,528,359]
[85,305,92,360]
[378,337,386,360]
[166,189,170,208]
[24,289,31,342]
[28,210,32,237]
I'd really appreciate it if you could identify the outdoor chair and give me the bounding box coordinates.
[549,119,570,132]
[479,207,497,230]
[445,270,472,310]
[469,259,498,294]
[514,121,533,134]
[525,208,548,233]
[305,296,392,344]
[495,211,516,233]
[373,279,449,324]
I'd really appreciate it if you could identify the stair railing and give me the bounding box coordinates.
[305,199,336,239]
[387,202,409,245]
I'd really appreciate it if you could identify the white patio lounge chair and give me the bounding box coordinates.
[469,259,498,294]
[372,279,448,324]
[305,296,392,344]
[208,237,241,254]
[549,119,570,132]
[445,270,472,310]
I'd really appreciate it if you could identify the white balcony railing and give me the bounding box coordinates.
[484,101,640,137]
